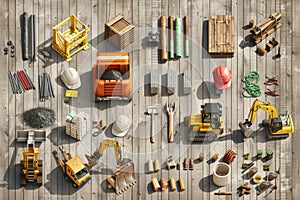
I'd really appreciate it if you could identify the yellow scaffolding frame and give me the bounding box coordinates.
[52,15,89,61]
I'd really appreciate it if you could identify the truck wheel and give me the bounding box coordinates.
[72,182,78,188]
[64,175,69,182]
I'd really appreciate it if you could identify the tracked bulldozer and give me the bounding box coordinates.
[187,103,224,142]
[17,130,46,187]
[85,140,136,195]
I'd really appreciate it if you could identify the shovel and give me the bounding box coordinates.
[147,106,158,143]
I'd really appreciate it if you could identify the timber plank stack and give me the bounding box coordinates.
[208,15,234,56]
[250,13,281,44]
[104,14,135,49]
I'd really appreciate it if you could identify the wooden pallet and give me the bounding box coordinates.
[208,15,234,56]
[105,15,135,49]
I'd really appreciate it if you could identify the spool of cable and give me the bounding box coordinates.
[169,16,174,59]
[175,18,181,58]
[183,16,189,57]
[21,12,29,60]
[160,16,168,63]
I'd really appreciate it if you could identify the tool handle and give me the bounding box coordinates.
[168,113,174,142]
[150,116,155,143]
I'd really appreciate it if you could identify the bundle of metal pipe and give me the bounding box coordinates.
[21,12,36,62]
[38,73,55,101]
[7,69,35,94]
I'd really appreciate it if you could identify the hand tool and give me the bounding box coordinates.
[147,106,159,143]
[165,103,176,142]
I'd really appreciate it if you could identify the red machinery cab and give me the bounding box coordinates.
[92,52,132,101]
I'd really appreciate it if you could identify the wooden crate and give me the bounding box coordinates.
[105,15,135,49]
[208,15,234,56]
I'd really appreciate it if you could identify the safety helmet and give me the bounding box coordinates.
[60,67,81,89]
[213,66,232,90]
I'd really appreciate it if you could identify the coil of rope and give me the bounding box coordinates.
[241,71,261,98]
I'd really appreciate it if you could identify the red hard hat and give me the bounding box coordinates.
[213,66,232,90]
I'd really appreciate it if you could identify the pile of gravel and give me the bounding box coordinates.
[101,69,122,80]
[23,107,55,128]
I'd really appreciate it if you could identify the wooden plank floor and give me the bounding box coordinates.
[0,0,299,199]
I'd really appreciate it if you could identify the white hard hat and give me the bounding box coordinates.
[60,68,81,89]
[112,115,131,137]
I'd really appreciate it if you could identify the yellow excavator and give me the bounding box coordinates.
[239,99,294,139]
[53,140,136,194]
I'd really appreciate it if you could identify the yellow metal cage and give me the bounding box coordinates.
[52,15,89,61]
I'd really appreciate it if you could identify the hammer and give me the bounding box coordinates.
[147,106,158,143]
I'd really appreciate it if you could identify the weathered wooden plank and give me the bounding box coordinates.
[0,0,9,199]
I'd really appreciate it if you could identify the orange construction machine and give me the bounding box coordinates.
[92,52,132,101]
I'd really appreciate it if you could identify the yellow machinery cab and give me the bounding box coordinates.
[65,157,90,188]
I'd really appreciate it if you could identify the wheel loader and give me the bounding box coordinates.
[187,103,224,142]
[53,140,136,194]
[17,130,46,187]
[239,99,294,139]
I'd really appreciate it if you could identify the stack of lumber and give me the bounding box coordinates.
[208,15,234,57]
[250,13,281,44]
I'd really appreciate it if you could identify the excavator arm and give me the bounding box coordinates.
[85,140,123,169]
[245,99,278,126]
[239,99,279,137]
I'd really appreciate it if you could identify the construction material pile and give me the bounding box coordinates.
[38,73,55,101]
[23,107,55,128]
[250,13,281,44]
[8,69,35,94]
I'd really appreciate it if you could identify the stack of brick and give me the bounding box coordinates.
[66,112,89,140]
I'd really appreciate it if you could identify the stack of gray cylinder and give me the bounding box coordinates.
[21,12,36,62]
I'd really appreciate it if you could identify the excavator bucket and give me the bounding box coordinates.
[239,122,253,137]
[16,130,46,142]
[106,158,136,195]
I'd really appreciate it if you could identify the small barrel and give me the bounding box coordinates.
[152,178,161,191]
[199,153,204,162]
[183,158,189,170]
[154,159,160,172]
[179,178,185,191]
[160,16,168,62]
[160,178,168,191]
[107,177,115,189]
[189,158,194,170]
[249,19,255,28]
[169,178,176,191]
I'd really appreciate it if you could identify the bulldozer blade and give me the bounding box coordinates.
[107,160,136,195]
[239,122,253,138]
[16,130,46,142]
[85,155,97,168]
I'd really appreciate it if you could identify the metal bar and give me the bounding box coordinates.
[47,74,55,98]
[17,71,28,90]
[23,68,35,90]
[13,73,23,93]
[8,72,16,94]
[20,71,30,90]
[175,18,182,58]
[29,15,36,61]
[43,73,49,99]
[38,75,42,101]
[169,16,174,59]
